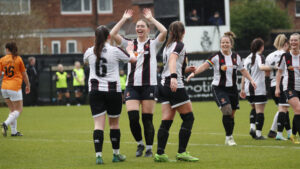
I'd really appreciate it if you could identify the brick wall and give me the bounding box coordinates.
[32,0,153,29]
[278,0,300,29]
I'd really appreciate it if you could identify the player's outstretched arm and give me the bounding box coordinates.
[110,9,133,45]
[143,8,167,42]
[186,62,210,82]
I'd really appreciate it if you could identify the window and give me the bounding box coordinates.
[296,0,300,17]
[184,0,225,26]
[0,0,30,15]
[61,0,91,14]
[66,40,77,53]
[98,0,113,14]
[52,41,61,54]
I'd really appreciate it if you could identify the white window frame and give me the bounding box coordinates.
[0,0,31,15]
[61,0,92,15]
[66,40,77,53]
[296,0,300,17]
[98,0,113,14]
[51,41,61,54]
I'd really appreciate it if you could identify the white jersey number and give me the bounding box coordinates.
[96,57,107,77]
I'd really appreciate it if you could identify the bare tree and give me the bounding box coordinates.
[0,2,46,55]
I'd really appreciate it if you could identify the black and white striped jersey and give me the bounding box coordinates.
[243,53,266,96]
[206,51,244,87]
[278,52,300,91]
[83,43,130,92]
[161,41,186,88]
[265,50,285,87]
[120,37,164,86]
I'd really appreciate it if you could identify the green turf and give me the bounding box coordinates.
[1,100,300,169]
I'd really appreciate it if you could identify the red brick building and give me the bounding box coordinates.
[1,0,154,54]
[277,0,300,29]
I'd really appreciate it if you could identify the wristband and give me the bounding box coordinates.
[170,73,177,79]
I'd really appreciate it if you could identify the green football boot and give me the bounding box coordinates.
[154,153,169,162]
[176,152,199,162]
[112,154,126,162]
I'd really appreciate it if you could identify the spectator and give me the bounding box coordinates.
[72,61,85,106]
[55,64,71,106]
[208,11,224,26]
[188,9,201,25]
[26,57,39,106]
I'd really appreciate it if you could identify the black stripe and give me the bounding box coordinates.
[90,79,99,91]
[231,53,237,86]
[286,53,295,90]
[173,41,184,54]
[249,82,255,96]
[108,81,117,92]
[182,54,187,78]
[117,47,130,57]
[142,39,151,85]
[128,39,138,86]
[218,52,226,86]
[164,76,171,87]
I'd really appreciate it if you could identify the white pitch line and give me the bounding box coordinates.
[7,138,300,150]
[22,130,251,137]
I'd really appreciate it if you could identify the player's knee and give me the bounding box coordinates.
[128,110,139,122]
[180,112,194,130]
[159,120,173,131]
[221,104,232,116]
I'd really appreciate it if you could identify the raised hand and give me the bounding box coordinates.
[143,8,153,20]
[122,9,133,20]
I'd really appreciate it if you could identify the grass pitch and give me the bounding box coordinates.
[0,100,300,169]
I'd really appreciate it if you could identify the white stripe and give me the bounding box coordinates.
[171,100,191,108]
[278,103,289,107]
[161,101,170,105]
[9,138,300,150]
[254,101,267,105]
[107,114,120,118]
[92,111,106,118]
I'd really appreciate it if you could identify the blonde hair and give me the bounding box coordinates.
[221,31,236,47]
[273,34,287,49]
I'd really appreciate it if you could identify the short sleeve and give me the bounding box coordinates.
[206,54,218,67]
[257,55,265,67]
[265,54,272,66]
[153,36,164,49]
[172,42,184,55]
[119,38,130,48]
[236,54,244,71]
[115,47,131,63]
[83,48,93,64]
[278,54,286,70]
[19,58,26,72]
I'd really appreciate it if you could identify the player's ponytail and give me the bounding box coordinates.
[222,31,236,47]
[250,38,264,66]
[5,42,18,58]
[273,34,288,50]
[166,21,185,47]
[94,25,110,62]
